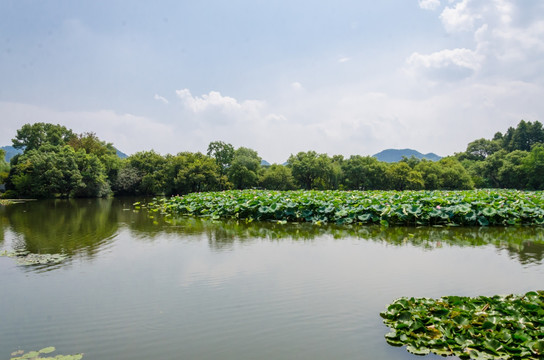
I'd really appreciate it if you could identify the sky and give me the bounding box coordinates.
[1,0,543,163]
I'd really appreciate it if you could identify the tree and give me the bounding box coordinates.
[12,123,75,151]
[459,159,487,188]
[0,148,9,189]
[259,164,295,190]
[522,144,544,190]
[8,145,84,198]
[386,162,424,190]
[498,150,528,189]
[288,151,334,190]
[464,138,501,160]
[437,158,474,190]
[207,141,235,179]
[68,132,120,190]
[503,120,544,152]
[0,149,8,172]
[125,151,167,195]
[68,132,116,157]
[174,152,222,194]
[72,150,111,197]
[400,155,421,168]
[342,155,387,190]
[228,147,261,189]
[114,164,142,195]
[482,150,506,188]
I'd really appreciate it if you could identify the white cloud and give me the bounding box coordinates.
[440,0,480,33]
[419,0,441,11]
[338,57,351,63]
[175,88,260,114]
[0,102,175,155]
[154,94,169,104]
[407,48,482,80]
[411,0,544,82]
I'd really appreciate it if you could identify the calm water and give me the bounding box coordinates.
[1,198,543,360]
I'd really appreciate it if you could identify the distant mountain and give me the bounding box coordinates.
[261,159,271,166]
[1,146,20,162]
[2,145,128,162]
[373,149,442,163]
[116,148,128,159]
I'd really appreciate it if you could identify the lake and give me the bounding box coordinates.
[1,198,543,360]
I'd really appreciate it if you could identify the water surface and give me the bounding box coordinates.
[1,198,543,359]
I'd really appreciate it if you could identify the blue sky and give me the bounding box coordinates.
[1,0,543,163]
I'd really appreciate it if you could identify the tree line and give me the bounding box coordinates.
[0,120,543,198]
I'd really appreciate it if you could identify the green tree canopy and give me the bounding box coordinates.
[228,147,261,189]
[207,141,235,178]
[12,123,76,151]
[259,164,295,190]
[9,145,83,198]
[503,120,544,152]
[173,152,222,194]
[342,155,387,190]
[288,151,334,190]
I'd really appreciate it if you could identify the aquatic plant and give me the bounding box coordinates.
[9,346,83,360]
[141,189,544,226]
[1,250,67,265]
[380,291,544,359]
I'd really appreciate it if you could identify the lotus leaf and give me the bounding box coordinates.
[1,251,67,266]
[9,347,83,360]
[142,189,544,227]
[381,291,544,359]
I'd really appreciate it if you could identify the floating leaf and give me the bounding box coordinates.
[139,189,544,227]
[381,291,544,359]
[38,347,55,354]
[9,347,83,360]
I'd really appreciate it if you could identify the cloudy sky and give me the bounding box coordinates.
[1,0,543,163]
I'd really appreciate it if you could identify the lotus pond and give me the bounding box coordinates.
[1,197,543,360]
[146,189,544,226]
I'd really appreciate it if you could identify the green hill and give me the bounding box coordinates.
[373,149,441,163]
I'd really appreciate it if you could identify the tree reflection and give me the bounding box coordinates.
[2,198,118,258]
[2,199,544,268]
[151,216,544,265]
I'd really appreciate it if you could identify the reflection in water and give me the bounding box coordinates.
[145,215,544,265]
[1,198,544,269]
[0,207,6,245]
[2,198,119,258]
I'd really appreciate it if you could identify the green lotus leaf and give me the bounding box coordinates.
[38,347,55,354]
[531,340,544,355]
[382,291,544,359]
[406,345,430,355]
[23,351,40,358]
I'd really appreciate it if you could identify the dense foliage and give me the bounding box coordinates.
[2,119,544,198]
[142,189,544,226]
[457,120,544,189]
[5,125,117,198]
[381,291,544,359]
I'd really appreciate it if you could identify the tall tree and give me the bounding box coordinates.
[523,144,544,190]
[207,141,235,178]
[9,145,84,198]
[342,155,387,190]
[259,165,295,190]
[12,123,75,151]
[288,151,334,190]
[228,147,261,189]
[464,138,501,160]
[174,152,222,194]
